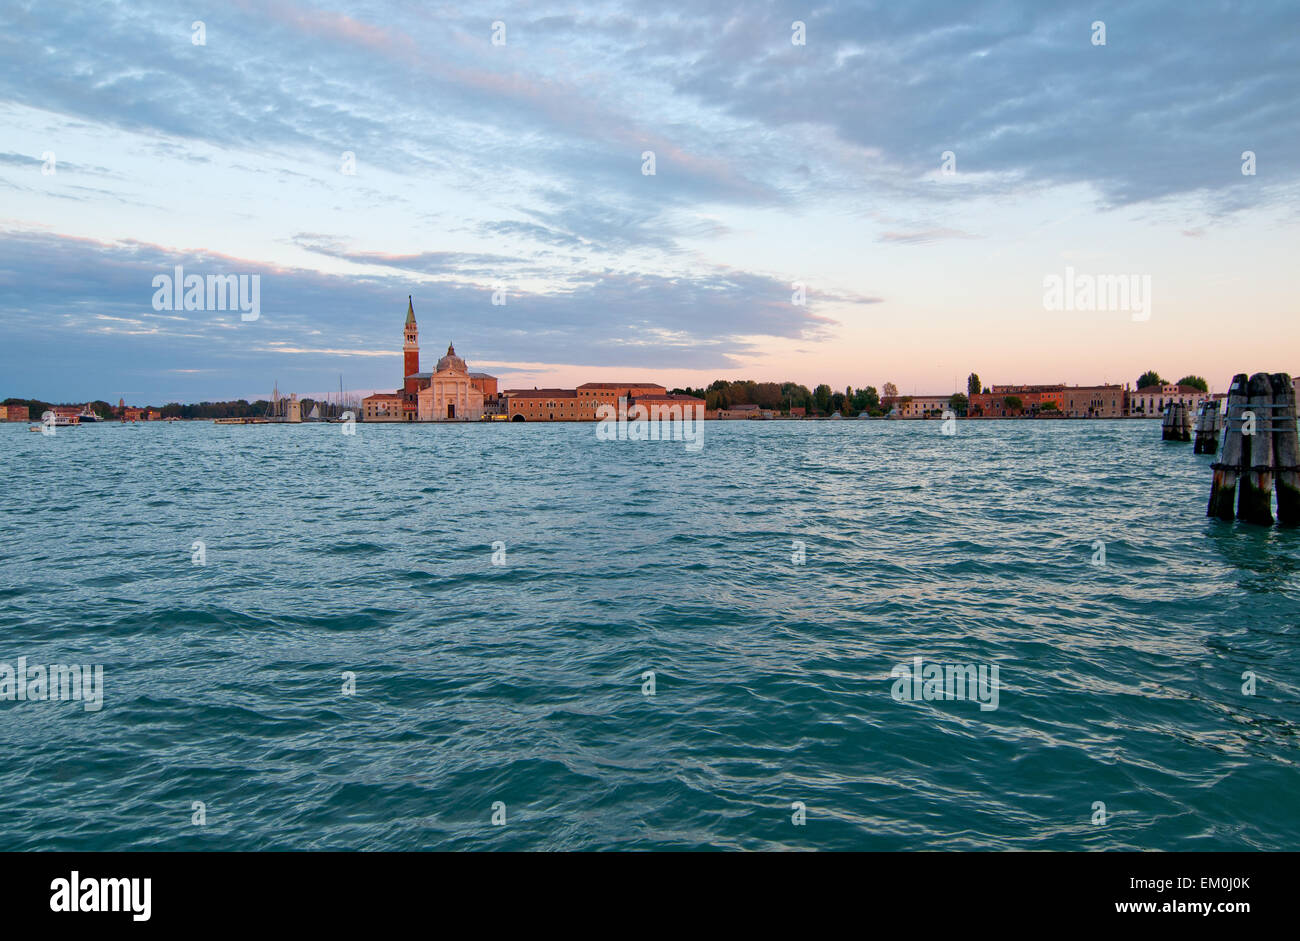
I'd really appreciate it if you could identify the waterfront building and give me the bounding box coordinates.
[576,382,667,411]
[1060,384,1126,418]
[717,403,762,419]
[0,405,29,421]
[362,298,498,421]
[1128,383,1209,418]
[502,387,703,422]
[415,343,485,421]
[505,389,589,421]
[362,393,403,422]
[882,394,953,418]
[969,383,1125,417]
[632,393,707,420]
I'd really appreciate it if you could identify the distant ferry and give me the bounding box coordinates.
[30,414,80,430]
[76,408,103,423]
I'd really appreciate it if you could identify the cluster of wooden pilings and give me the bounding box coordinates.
[1207,372,1300,525]
[1192,400,1223,453]
[1161,402,1192,441]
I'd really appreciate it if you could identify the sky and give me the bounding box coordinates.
[1,0,1297,404]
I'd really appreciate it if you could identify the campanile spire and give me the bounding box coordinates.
[403,296,420,385]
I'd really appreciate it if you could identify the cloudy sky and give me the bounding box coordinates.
[1,1,1297,403]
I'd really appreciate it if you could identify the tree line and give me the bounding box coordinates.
[669,380,893,417]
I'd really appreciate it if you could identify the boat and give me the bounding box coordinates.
[76,407,102,423]
[30,415,79,430]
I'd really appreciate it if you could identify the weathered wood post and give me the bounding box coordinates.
[1272,372,1299,526]
[1163,402,1191,441]
[1238,372,1275,525]
[1193,400,1222,453]
[1208,374,1248,519]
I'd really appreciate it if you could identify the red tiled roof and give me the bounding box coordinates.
[576,382,665,390]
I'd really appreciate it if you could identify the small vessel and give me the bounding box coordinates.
[76,407,102,423]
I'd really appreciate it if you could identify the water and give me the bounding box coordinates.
[1,419,1296,850]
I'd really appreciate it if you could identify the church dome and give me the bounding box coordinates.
[436,342,467,373]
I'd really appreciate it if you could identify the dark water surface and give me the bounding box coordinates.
[1,419,1296,850]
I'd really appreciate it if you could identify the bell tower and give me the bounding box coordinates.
[403,296,419,389]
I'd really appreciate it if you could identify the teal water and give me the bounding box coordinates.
[1,420,1296,850]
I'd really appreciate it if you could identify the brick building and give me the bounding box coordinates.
[632,393,707,421]
[505,389,589,421]
[717,403,762,419]
[576,382,667,409]
[1060,384,1126,418]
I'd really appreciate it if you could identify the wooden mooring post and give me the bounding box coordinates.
[1273,372,1300,526]
[1207,374,1248,520]
[1207,372,1300,525]
[1192,399,1223,454]
[1238,372,1275,525]
[1162,401,1191,441]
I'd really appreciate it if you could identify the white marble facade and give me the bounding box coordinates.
[416,344,485,421]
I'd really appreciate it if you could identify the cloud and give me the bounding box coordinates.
[0,228,850,399]
[879,228,980,245]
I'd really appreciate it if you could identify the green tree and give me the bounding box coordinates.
[949,392,969,415]
[966,373,981,398]
[882,382,898,399]
[1176,375,1208,392]
[813,384,833,414]
[1004,395,1024,413]
[1136,370,1165,389]
[1040,401,1059,412]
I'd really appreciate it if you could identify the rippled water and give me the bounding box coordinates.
[1,419,1297,850]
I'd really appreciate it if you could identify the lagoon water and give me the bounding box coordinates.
[1,419,1297,850]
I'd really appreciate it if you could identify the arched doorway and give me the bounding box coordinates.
[511,414,526,422]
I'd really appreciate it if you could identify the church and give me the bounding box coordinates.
[361,298,499,421]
